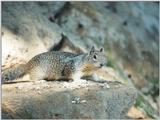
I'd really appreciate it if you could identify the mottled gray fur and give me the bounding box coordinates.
[2,46,107,83]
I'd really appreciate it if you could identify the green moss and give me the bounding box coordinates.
[135,94,159,119]
[106,58,115,68]
[145,75,159,84]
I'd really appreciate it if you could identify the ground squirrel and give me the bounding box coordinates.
[2,46,107,83]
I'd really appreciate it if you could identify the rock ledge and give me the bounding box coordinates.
[2,80,136,119]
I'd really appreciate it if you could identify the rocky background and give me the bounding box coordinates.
[1,1,159,119]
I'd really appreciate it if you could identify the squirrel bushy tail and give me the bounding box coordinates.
[2,64,27,83]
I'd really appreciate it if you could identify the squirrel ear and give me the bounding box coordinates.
[90,46,95,54]
[100,48,104,52]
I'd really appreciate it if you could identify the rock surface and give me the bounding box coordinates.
[2,80,136,119]
[2,2,158,84]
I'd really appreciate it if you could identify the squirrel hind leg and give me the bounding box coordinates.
[29,73,45,80]
[29,68,46,81]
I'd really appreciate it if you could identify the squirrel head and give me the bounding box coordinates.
[85,46,107,69]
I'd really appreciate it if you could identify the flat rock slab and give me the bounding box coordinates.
[2,80,137,119]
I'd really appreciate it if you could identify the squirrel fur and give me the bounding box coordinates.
[2,46,107,83]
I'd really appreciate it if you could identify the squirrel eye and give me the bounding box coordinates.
[93,55,97,60]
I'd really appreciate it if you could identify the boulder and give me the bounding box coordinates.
[2,80,136,119]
